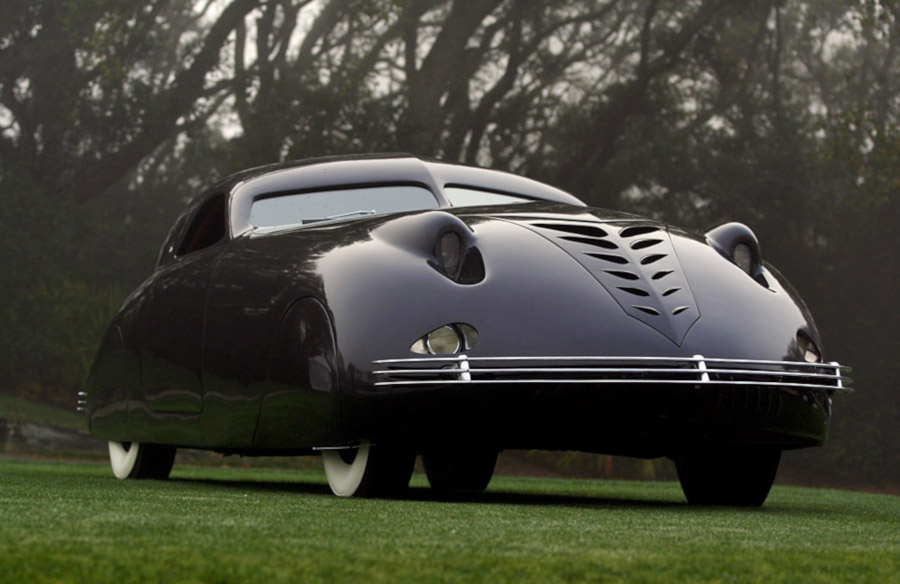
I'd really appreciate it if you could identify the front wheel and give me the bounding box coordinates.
[423,448,498,492]
[321,441,415,498]
[108,441,176,480]
[675,446,781,506]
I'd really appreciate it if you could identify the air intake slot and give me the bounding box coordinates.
[620,225,660,238]
[533,222,608,238]
[560,235,618,250]
[605,270,640,281]
[618,287,650,297]
[630,238,663,250]
[640,254,667,265]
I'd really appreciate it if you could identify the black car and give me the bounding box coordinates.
[84,154,851,505]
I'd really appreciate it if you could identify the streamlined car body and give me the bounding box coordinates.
[84,154,851,504]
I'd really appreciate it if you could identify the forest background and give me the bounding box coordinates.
[0,0,896,489]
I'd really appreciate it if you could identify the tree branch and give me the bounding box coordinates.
[69,0,260,201]
[555,0,730,190]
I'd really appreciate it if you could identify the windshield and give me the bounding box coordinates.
[250,185,439,228]
[445,187,529,207]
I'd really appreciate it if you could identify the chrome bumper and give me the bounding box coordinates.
[372,355,852,392]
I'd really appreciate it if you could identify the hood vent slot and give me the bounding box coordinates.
[630,238,663,250]
[534,223,608,238]
[620,225,660,238]
[640,253,668,265]
[618,287,651,297]
[560,235,618,250]
[605,270,640,281]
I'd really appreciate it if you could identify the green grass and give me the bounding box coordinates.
[0,460,896,583]
[0,393,86,432]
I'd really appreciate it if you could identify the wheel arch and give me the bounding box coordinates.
[252,295,344,448]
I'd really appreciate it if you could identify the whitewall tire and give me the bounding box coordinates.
[321,441,415,498]
[322,443,372,497]
[107,441,176,480]
[109,441,140,479]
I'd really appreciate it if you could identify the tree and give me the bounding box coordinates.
[0,0,259,203]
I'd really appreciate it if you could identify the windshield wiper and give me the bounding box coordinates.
[325,209,377,220]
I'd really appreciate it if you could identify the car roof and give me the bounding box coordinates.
[217,154,586,237]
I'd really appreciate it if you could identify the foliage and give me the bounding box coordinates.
[0,0,259,202]
[0,460,897,583]
[0,176,129,403]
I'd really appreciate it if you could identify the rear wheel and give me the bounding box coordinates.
[321,441,415,497]
[423,448,498,492]
[675,446,781,506]
[108,441,176,480]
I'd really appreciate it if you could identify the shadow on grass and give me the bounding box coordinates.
[154,473,854,516]
[405,486,690,510]
[169,475,690,510]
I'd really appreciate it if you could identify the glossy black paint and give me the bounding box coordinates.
[87,155,839,458]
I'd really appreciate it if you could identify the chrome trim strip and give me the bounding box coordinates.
[831,361,844,391]
[372,368,844,380]
[373,379,848,390]
[374,355,843,368]
[695,354,710,383]
[371,354,853,392]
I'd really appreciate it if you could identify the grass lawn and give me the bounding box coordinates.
[0,459,896,583]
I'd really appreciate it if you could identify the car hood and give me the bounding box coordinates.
[471,206,699,345]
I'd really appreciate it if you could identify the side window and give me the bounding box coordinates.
[444,187,529,207]
[156,213,190,267]
[177,194,227,256]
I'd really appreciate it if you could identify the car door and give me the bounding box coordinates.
[130,194,227,444]
[200,217,342,449]
[199,233,299,448]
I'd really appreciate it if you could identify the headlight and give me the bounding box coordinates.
[410,323,479,355]
[732,243,752,274]
[426,326,461,354]
[797,332,821,363]
[430,229,485,284]
[439,232,461,275]
[704,222,768,286]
